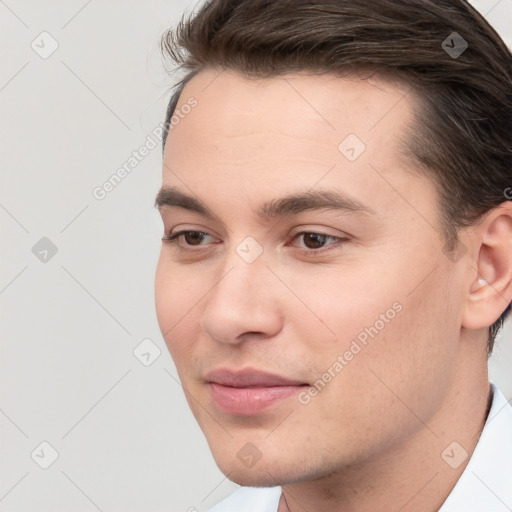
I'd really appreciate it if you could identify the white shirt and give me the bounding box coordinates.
[208,384,512,512]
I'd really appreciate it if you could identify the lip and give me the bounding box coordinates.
[205,368,309,416]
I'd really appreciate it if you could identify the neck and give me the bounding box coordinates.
[279,350,491,512]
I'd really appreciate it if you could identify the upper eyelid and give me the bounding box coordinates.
[166,228,343,238]
[166,222,347,236]
[166,229,218,239]
[166,229,345,248]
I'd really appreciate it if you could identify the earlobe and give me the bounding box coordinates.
[461,203,512,331]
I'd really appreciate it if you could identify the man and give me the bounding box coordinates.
[154,0,512,510]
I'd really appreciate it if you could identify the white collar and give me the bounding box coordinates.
[439,383,512,511]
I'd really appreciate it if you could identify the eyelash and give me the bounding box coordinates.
[161,230,347,256]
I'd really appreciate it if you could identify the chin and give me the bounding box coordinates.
[228,471,281,487]
[214,456,320,488]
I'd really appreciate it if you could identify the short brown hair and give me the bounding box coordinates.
[160,0,512,353]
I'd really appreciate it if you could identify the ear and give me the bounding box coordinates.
[461,202,512,331]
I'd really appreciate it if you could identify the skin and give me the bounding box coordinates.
[154,67,512,511]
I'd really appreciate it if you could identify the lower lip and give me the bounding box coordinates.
[208,383,305,415]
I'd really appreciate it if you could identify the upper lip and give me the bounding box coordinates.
[205,368,308,388]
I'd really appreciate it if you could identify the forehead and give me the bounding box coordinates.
[173,67,412,131]
[161,68,434,227]
[165,67,415,166]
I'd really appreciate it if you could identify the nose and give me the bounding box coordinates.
[200,258,284,345]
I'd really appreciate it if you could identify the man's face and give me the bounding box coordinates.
[155,68,464,486]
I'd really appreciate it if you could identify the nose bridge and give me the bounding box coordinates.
[201,243,282,343]
[212,233,270,303]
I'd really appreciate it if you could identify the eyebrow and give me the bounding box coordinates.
[154,185,375,221]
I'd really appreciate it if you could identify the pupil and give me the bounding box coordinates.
[305,233,325,249]
[185,232,203,245]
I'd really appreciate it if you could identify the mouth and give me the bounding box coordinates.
[205,368,310,416]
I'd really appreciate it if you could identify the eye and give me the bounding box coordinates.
[290,231,347,254]
[162,230,217,249]
[161,229,348,256]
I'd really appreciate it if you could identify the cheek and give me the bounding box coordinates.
[286,257,457,394]
[154,255,202,361]
[278,263,400,349]
[154,256,176,335]
[348,269,459,418]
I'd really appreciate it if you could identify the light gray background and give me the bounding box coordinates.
[1,1,511,510]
